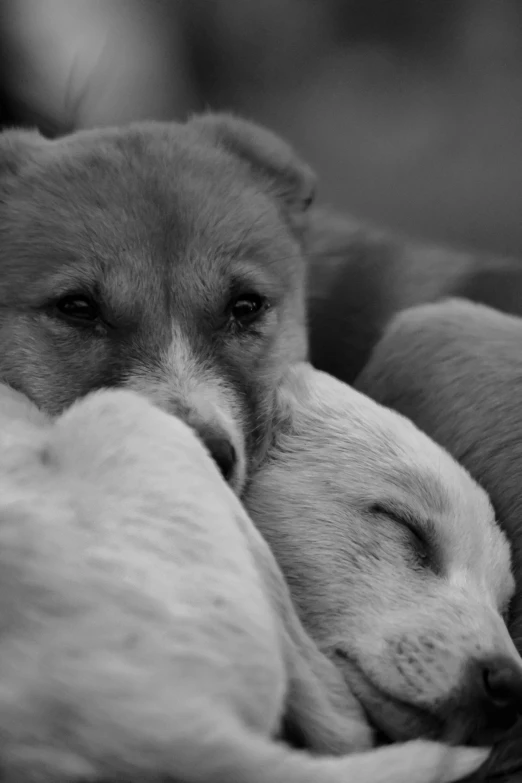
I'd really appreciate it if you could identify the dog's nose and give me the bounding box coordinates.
[196,423,237,482]
[482,656,522,711]
[468,656,522,743]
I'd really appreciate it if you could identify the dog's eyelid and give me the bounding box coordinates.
[227,279,270,306]
[370,500,419,529]
[370,500,434,552]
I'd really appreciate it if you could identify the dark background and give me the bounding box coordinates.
[2,0,522,257]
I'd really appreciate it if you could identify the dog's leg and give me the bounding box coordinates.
[0,709,490,783]
[158,714,488,783]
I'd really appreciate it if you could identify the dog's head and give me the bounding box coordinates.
[245,363,522,746]
[0,114,315,490]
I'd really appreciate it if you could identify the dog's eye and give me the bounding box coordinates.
[371,502,430,566]
[55,295,99,324]
[229,293,268,325]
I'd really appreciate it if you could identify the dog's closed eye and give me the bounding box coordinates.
[370,501,432,568]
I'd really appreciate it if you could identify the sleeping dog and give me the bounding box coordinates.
[0,112,314,492]
[0,383,487,783]
[245,363,522,751]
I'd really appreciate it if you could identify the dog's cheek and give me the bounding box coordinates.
[0,318,116,415]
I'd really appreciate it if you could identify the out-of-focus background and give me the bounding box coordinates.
[2,0,522,256]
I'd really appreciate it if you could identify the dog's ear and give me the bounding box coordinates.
[0,129,47,182]
[189,113,316,225]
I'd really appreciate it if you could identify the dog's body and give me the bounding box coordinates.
[0,113,316,491]
[0,383,489,783]
[306,207,522,385]
[245,363,522,751]
[355,298,522,780]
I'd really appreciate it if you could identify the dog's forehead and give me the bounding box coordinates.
[1,124,297,298]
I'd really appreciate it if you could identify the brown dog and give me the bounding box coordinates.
[356,298,522,781]
[306,207,522,385]
[0,113,314,492]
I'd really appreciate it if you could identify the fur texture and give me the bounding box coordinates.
[0,113,314,491]
[245,363,520,751]
[356,298,522,780]
[0,383,488,783]
[306,207,522,385]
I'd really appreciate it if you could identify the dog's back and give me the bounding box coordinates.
[306,207,522,384]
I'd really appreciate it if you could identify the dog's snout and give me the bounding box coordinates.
[197,424,237,482]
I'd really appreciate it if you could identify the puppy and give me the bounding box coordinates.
[306,206,522,385]
[245,363,522,752]
[0,383,488,783]
[0,112,314,491]
[356,298,522,780]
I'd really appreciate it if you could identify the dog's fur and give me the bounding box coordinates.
[0,113,315,491]
[356,298,522,780]
[0,382,489,783]
[306,207,522,385]
[245,363,521,751]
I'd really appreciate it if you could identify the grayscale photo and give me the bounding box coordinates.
[0,2,521,781]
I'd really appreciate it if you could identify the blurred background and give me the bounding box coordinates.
[2,0,522,256]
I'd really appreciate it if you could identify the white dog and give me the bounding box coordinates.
[245,363,522,749]
[0,383,486,782]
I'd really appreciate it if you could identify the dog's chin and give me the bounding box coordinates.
[332,649,442,744]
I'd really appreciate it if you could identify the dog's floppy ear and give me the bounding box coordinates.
[189,113,316,223]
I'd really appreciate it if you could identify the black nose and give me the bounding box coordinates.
[482,657,522,710]
[470,656,522,743]
[197,425,237,482]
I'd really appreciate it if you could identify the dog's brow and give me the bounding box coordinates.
[228,266,282,300]
[31,266,101,301]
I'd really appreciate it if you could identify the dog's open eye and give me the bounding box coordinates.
[54,294,100,324]
[229,293,269,326]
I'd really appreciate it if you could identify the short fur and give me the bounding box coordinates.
[356,298,522,780]
[0,113,315,491]
[306,207,522,385]
[0,383,487,782]
[245,363,520,750]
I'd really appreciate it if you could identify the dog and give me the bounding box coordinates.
[0,382,490,783]
[305,206,522,385]
[0,112,315,492]
[244,362,522,754]
[355,298,522,780]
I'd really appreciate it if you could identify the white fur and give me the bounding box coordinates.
[125,324,247,490]
[245,362,520,743]
[0,383,486,781]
